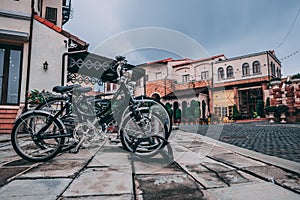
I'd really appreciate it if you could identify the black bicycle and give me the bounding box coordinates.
[11,56,172,162]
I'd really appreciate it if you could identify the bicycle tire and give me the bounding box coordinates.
[35,96,79,152]
[11,110,65,162]
[119,112,168,156]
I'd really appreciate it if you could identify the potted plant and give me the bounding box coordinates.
[276,105,289,123]
[265,106,276,123]
[27,89,52,108]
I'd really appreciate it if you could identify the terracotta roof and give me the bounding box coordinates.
[146,58,193,65]
[34,15,88,48]
[172,54,225,68]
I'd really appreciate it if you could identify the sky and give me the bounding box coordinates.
[64,0,300,76]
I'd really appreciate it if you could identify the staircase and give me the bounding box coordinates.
[0,107,20,134]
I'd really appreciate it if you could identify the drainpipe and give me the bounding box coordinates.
[164,63,169,98]
[61,49,88,86]
[267,51,270,83]
[24,0,35,111]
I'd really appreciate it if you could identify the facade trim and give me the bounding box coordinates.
[0,29,29,41]
[0,9,31,20]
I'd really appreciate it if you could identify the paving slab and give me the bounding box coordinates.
[88,151,131,168]
[62,167,133,197]
[209,152,266,169]
[135,174,206,200]
[61,195,134,200]
[208,182,300,200]
[0,178,72,200]
[244,165,300,193]
[20,159,88,178]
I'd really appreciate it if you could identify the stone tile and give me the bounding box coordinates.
[56,148,99,160]
[133,161,182,175]
[218,170,250,185]
[191,171,228,189]
[61,194,134,200]
[21,159,88,178]
[208,182,300,200]
[63,168,133,197]
[88,152,131,168]
[244,165,300,193]
[174,151,203,165]
[135,174,205,199]
[201,162,235,172]
[0,178,71,200]
[209,152,266,169]
[0,166,30,186]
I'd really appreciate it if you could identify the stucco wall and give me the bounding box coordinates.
[28,20,67,92]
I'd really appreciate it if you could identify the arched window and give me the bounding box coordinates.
[242,63,250,76]
[226,66,234,78]
[253,61,261,74]
[218,67,224,80]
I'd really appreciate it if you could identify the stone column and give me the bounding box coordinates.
[233,87,239,108]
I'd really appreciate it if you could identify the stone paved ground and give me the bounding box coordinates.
[180,122,300,163]
[1,130,300,199]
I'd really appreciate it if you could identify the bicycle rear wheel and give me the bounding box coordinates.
[11,111,65,162]
[119,112,167,156]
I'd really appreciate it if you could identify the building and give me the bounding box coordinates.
[136,50,282,121]
[0,0,88,133]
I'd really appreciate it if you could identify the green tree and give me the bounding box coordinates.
[232,104,240,120]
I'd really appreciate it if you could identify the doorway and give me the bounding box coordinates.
[0,44,23,105]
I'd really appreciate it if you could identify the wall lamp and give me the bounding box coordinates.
[43,61,48,70]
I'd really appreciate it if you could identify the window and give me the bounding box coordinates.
[242,63,250,76]
[45,7,57,24]
[217,67,224,80]
[252,61,261,74]
[226,66,234,78]
[276,68,281,78]
[214,107,227,117]
[182,74,189,83]
[201,71,209,80]
[271,62,276,76]
[0,45,23,105]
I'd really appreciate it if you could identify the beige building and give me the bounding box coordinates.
[0,0,88,133]
[137,51,282,121]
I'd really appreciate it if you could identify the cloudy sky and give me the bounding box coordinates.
[64,0,300,76]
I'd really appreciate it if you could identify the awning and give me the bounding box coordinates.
[0,29,29,42]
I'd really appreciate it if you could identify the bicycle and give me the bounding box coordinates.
[11,56,172,162]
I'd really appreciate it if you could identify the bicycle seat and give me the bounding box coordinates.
[52,84,81,94]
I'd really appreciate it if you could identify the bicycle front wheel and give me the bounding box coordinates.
[11,111,65,162]
[119,112,167,156]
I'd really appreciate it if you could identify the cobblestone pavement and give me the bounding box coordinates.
[180,122,300,163]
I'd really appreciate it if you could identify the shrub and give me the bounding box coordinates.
[256,100,264,117]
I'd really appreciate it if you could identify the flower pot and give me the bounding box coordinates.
[268,112,275,123]
[280,113,287,123]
